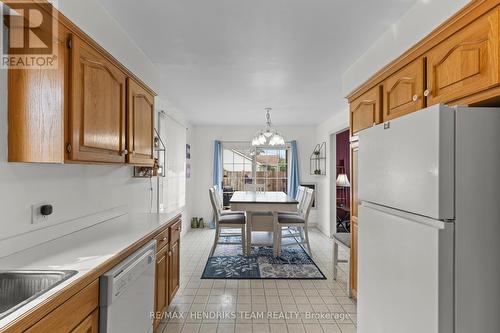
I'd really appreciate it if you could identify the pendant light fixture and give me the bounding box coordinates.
[251,108,285,146]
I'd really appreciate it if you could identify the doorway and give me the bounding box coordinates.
[330,129,351,235]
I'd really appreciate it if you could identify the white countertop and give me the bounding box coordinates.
[0,211,181,329]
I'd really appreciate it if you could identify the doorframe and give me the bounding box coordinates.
[329,127,350,236]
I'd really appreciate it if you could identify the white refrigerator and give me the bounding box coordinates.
[357,104,500,333]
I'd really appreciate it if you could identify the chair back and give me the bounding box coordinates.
[208,188,221,225]
[296,186,306,210]
[245,183,265,192]
[212,185,223,209]
[300,188,315,223]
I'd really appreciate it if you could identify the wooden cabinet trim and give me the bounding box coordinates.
[2,215,181,333]
[347,0,499,101]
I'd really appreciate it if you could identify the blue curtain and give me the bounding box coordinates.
[213,140,222,188]
[210,140,222,229]
[288,140,300,198]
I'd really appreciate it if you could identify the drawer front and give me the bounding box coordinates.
[350,85,382,134]
[383,58,425,121]
[426,8,499,105]
[25,280,99,333]
[155,227,170,251]
[170,221,181,245]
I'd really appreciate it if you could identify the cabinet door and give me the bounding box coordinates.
[169,240,180,303]
[383,59,425,121]
[70,309,98,333]
[350,86,382,135]
[68,35,127,163]
[426,9,499,105]
[350,142,359,299]
[155,249,167,321]
[8,22,67,163]
[127,78,154,166]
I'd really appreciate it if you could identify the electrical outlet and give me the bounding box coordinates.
[31,203,52,225]
[159,203,165,212]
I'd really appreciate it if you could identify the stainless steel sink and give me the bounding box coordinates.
[0,270,77,319]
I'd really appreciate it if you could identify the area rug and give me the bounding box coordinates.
[201,236,326,280]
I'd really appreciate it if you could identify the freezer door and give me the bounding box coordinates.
[359,104,455,220]
[358,203,454,333]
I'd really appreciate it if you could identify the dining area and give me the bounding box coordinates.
[203,185,324,280]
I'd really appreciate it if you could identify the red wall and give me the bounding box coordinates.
[336,129,350,208]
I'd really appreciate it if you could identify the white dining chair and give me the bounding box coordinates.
[209,188,246,256]
[212,186,244,216]
[277,188,314,256]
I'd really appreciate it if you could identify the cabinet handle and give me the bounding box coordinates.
[163,237,167,241]
[423,89,431,97]
[121,149,128,156]
[412,94,419,102]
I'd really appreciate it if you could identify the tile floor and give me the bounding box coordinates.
[159,228,357,333]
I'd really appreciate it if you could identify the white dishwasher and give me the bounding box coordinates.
[100,240,156,333]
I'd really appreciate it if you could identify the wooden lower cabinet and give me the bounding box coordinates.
[154,244,170,330]
[169,240,180,303]
[70,309,98,333]
[153,221,181,331]
[24,280,99,333]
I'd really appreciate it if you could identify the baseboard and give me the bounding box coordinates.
[0,206,127,258]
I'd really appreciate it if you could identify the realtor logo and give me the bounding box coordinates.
[1,0,58,69]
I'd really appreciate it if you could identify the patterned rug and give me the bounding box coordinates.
[201,235,326,280]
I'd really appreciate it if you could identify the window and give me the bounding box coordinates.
[255,148,288,193]
[221,143,289,207]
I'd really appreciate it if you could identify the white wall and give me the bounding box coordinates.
[0,0,164,257]
[314,110,349,237]
[342,0,469,95]
[190,125,319,225]
[57,0,160,91]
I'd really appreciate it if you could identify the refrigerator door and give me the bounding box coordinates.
[359,104,455,220]
[358,203,454,333]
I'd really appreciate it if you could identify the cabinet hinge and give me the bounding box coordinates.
[67,38,72,49]
[66,143,72,153]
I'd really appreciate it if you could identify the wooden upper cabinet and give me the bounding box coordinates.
[67,35,127,163]
[349,85,382,135]
[383,58,425,121]
[8,23,67,163]
[426,8,499,105]
[127,78,155,166]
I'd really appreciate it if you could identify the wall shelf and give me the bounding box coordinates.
[310,142,326,176]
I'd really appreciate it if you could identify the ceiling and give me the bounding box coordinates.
[98,0,418,126]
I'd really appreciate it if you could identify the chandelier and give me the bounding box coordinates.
[251,108,285,146]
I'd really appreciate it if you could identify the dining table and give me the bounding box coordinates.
[230,191,298,256]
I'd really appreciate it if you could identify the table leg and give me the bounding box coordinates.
[246,211,252,256]
[273,212,279,257]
